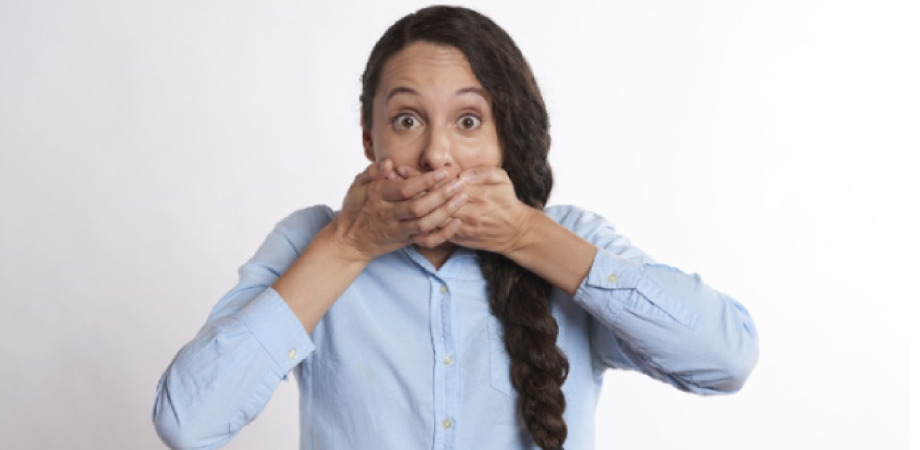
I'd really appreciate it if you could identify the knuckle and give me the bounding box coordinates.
[449,197,466,212]
[402,221,422,234]
[408,201,427,217]
[399,185,416,199]
[414,218,431,233]
[419,235,441,248]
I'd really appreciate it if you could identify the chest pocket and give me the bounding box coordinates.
[487,319,516,397]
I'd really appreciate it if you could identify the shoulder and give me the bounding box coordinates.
[544,204,618,236]
[272,204,337,252]
[277,204,336,233]
[544,205,650,261]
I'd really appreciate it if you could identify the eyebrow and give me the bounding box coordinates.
[385,86,488,104]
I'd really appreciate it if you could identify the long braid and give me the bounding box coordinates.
[480,253,569,449]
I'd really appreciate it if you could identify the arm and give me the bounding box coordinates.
[446,167,758,395]
[516,205,760,394]
[505,209,597,297]
[152,162,467,449]
[152,207,330,450]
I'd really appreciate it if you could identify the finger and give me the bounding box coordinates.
[379,168,451,201]
[375,159,394,180]
[391,177,466,220]
[396,166,460,201]
[410,218,462,248]
[397,166,462,193]
[354,159,393,185]
[404,192,468,234]
[397,166,430,200]
[353,164,375,185]
[459,167,508,185]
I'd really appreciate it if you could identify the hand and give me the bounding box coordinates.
[329,159,469,262]
[395,166,536,256]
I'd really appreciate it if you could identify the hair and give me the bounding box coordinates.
[359,6,568,449]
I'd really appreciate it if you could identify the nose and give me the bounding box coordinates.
[419,123,453,172]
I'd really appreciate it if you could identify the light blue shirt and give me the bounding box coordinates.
[153,204,759,450]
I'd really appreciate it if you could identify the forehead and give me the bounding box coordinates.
[377,42,482,95]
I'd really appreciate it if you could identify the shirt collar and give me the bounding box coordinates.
[399,245,483,281]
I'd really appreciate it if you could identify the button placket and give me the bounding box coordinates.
[430,276,459,446]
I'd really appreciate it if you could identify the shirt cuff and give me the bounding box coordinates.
[574,249,700,330]
[574,249,640,325]
[236,287,316,377]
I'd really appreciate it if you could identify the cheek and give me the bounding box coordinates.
[372,131,423,164]
[456,142,501,169]
[486,142,502,167]
[479,131,503,167]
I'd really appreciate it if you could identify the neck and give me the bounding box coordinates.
[414,242,457,270]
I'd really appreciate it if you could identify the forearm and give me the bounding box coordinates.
[580,250,759,393]
[272,223,369,334]
[154,288,313,449]
[508,205,758,392]
[506,210,598,296]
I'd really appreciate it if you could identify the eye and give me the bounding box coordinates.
[457,114,481,131]
[392,113,421,131]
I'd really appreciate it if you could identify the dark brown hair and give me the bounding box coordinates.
[360,6,568,449]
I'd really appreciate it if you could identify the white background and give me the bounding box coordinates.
[0,0,916,449]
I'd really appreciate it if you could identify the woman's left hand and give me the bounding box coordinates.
[397,166,537,256]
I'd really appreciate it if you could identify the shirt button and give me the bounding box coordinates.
[442,418,452,429]
[443,355,453,366]
[288,349,297,360]
[439,284,448,294]
[606,273,618,283]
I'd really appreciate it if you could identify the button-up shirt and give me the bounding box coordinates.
[153,204,759,450]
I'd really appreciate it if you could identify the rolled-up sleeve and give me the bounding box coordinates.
[551,205,759,394]
[152,205,332,450]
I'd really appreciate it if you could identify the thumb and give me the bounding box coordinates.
[356,159,395,184]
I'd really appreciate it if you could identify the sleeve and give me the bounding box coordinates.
[152,205,335,450]
[551,205,759,395]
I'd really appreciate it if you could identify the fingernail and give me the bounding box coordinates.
[460,171,476,182]
[447,179,464,195]
[434,170,448,181]
[452,193,468,207]
[398,167,408,177]
[378,160,387,171]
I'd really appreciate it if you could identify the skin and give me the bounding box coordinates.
[273,42,598,334]
[362,42,511,267]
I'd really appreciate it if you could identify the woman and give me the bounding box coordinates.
[153,6,759,450]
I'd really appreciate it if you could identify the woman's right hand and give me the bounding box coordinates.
[328,159,469,262]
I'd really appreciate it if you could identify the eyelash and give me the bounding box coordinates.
[457,113,481,131]
[392,113,421,131]
[390,112,483,132]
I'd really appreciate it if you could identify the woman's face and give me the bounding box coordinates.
[363,42,502,177]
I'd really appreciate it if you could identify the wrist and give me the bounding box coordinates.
[503,209,597,297]
[319,220,374,265]
[504,206,543,260]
